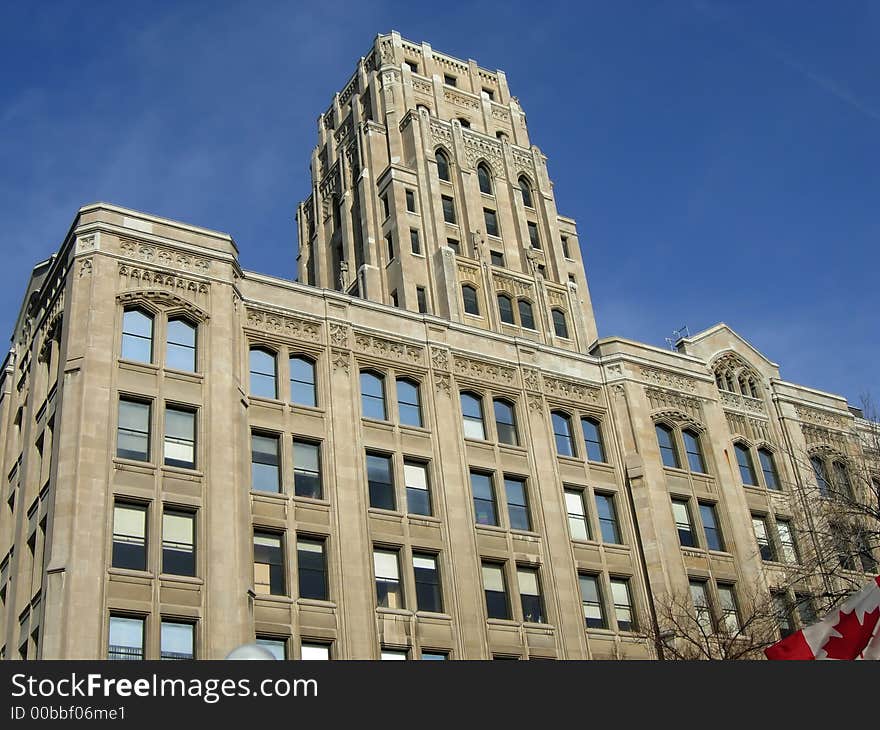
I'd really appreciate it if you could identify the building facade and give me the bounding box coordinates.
[0,32,876,660]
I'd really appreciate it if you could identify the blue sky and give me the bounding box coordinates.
[1,1,877,405]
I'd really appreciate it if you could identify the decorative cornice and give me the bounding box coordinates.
[244,306,321,343]
[119,264,209,299]
[543,376,600,404]
[492,273,532,298]
[118,290,209,321]
[453,355,517,386]
[354,331,424,365]
[795,405,847,431]
[646,387,701,421]
[119,239,211,274]
[640,366,698,393]
[719,389,766,415]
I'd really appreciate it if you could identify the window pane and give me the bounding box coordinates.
[735,444,758,486]
[699,503,724,551]
[113,504,147,571]
[493,399,518,446]
[413,553,442,613]
[581,418,606,462]
[519,178,533,208]
[381,649,408,660]
[527,222,540,249]
[161,622,194,660]
[682,430,706,473]
[552,412,574,457]
[118,400,151,462]
[256,637,286,660]
[462,285,479,315]
[655,424,680,469]
[254,532,284,595]
[374,549,403,609]
[164,407,195,469]
[517,566,545,623]
[162,511,195,576]
[109,616,144,660]
[442,195,456,223]
[397,379,422,428]
[405,461,431,516]
[478,165,492,195]
[505,477,531,531]
[565,489,590,541]
[290,357,317,407]
[752,516,773,561]
[552,310,568,338]
[301,643,331,660]
[367,453,395,511]
[776,519,798,564]
[461,392,486,439]
[595,494,621,544]
[249,349,277,399]
[672,500,695,547]
[421,651,448,660]
[689,581,713,633]
[297,538,327,600]
[166,319,196,372]
[293,440,322,499]
[121,310,153,363]
[498,295,515,325]
[811,457,830,497]
[579,574,606,628]
[471,471,498,526]
[436,151,450,181]
[718,585,740,634]
[482,563,509,619]
[251,434,280,493]
[610,579,635,631]
[483,209,499,237]
[758,449,780,490]
[360,372,387,420]
[518,300,535,329]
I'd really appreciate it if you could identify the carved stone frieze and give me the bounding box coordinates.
[434,372,451,395]
[453,355,517,386]
[646,387,702,421]
[119,239,211,274]
[354,332,424,364]
[640,366,698,393]
[244,307,321,342]
[431,347,449,371]
[796,405,846,431]
[522,367,541,391]
[543,376,600,404]
[329,323,350,348]
[331,349,350,374]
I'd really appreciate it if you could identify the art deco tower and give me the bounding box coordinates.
[296,31,598,350]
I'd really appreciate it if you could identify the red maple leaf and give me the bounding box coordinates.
[822,606,880,660]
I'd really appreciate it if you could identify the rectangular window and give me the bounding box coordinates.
[490,250,505,267]
[117,398,151,462]
[405,189,416,212]
[374,548,403,609]
[446,237,460,254]
[699,502,724,551]
[504,476,531,531]
[293,439,322,499]
[166,318,197,372]
[381,648,408,660]
[527,221,540,248]
[561,235,571,258]
[443,74,457,87]
[717,584,740,634]
[386,233,394,261]
[482,562,510,619]
[795,595,817,628]
[442,196,456,224]
[121,309,154,363]
[162,509,195,577]
[610,578,636,631]
[160,621,194,660]
[410,228,421,254]
[416,287,428,314]
[579,573,606,628]
[251,433,280,493]
[752,515,774,561]
[367,452,395,511]
[517,566,545,623]
[301,641,331,660]
[773,593,794,638]
[483,208,499,237]
[164,406,196,469]
[672,499,696,548]
[381,193,390,219]
[405,60,418,73]
[689,580,713,633]
[595,493,621,544]
[482,87,494,100]
[565,488,591,541]
[297,537,328,601]
[112,503,147,571]
[390,290,399,307]
[470,470,498,526]
[776,518,798,564]
[253,532,285,596]
[256,636,287,660]
[108,615,144,660]
[413,552,442,613]
[421,650,448,660]
[404,460,431,516]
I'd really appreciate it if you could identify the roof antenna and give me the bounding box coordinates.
[665,325,690,350]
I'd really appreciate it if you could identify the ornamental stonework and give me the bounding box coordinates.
[795,405,847,431]
[444,87,480,111]
[719,389,766,415]
[725,412,771,443]
[456,260,480,284]
[510,147,533,176]
[329,323,350,348]
[640,366,698,393]
[244,307,321,343]
[461,132,504,175]
[646,388,701,421]
[119,264,209,301]
[802,424,849,450]
[431,347,450,371]
[434,372,451,395]
[522,367,541,392]
[492,274,532,298]
[354,331,424,365]
[119,239,211,274]
[430,119,453,147]
[453,355,517,386]
[543,376,600,404]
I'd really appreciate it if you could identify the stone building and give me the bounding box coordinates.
[0,32,875,660]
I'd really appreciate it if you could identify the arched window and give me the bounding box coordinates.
[734,442,758,486]
[477,163,493,195]
[682,429,707,473]
[493,399,518,446]
[435,149,451,181]
[552,309,569,339]
[518,300,535,330]
[519,177,533,208]
[166,317,197,372]
[832,461,852,499]
[396,378,422,428]
[290,355,317,407]
[360,371,387,421]
[811,456,830,497]
[552,411,575,457]
[655,423,680,469]
[497,294,515,325]
[758,448,780,490]
[581,417,606,463]
[462,285,480,316]
[461,392,486,440]
[121,308,154,363]
[249,347,277,399]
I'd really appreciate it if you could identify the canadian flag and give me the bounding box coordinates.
[765,575,880,660]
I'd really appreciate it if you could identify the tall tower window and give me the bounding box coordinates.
[435,150,451,181]
[552,309,569,339]
[519,177,534,208]
[517,299,535,330]
[498,294,515,325]
[442,196,456,224]
[462,285,480,315]
[483,208,499,237]
[527,221,541,249]
[477,164,493,195]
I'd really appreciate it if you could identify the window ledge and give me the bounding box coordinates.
[415,611,452,620]
[253,593,294,605]
[499,443,528,455]
[248,396,285,409]
[522,621,555,630]
[707,549,733,558]
[556,454,583,467]
[158,574,203,586]
[570,538,602,548]
[661,466,690,476]
[510,529,542,540]
[249,489,287,501]
[113,458,155,472]
[161,465,203,479]
[292,496,331,508]
[108,567,155,580]
[486,618,519,627]
[475,523,506,534]
[376,607,412,618]
[163,368,203,382]
[399,424,431,436]
[289,403,326,416]
[406,515,441,526]
[585,627,616,636]
[297,598,337,609]
[118,359,160,373]
[368,507,404,519]
[361,417,394,428]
